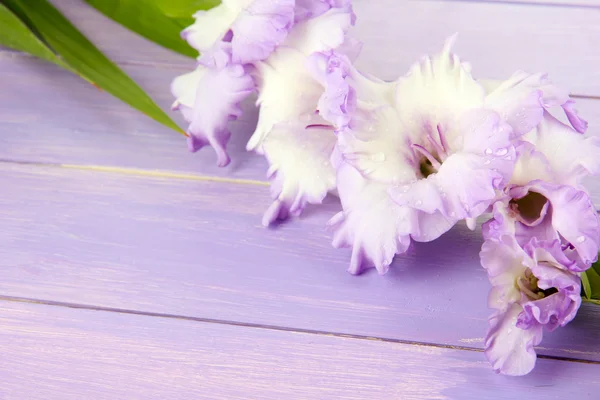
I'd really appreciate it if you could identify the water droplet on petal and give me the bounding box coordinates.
[483,159,491,165]
[484,148,493,155]
[415,200,423,206]
[495,148,508,156]
[577,236,586,243]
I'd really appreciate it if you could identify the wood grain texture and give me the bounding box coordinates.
[448,0,599,7]
[1,300,600,400]
[0,54,267,180]
[0,54,598,182]
[352,0,600,97]
[2,0,600,392]
[14,0,593,98]
[2,162,600,363]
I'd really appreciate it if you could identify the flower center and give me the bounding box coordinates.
[412,124,449,179]
[509,191,549,226]
[516,268,558,301]
[419,157,437,178]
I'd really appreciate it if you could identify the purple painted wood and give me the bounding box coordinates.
[30,0,598,97]
[1,300,600,400]
[0,54,267,180]
[452,0,599,7]
[2,162,600,363]
[0,54,598,182]
[3,0,600,393]
[353,1,600,98]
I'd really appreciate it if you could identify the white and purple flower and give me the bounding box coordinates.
[172,0,357,224]
[479,76,600,375]
[171,0,296,165]
[171,1,600,377]
[313,38,570,274]
[482,236,582,376]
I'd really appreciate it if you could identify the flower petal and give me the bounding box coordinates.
[294,0,353,22]
[394,36,485,146]
[294,0,332,21]
[229,0,295,64]
[483,71,545,139]
[262,118,337,226]
[532,182,600,268]
[309,47,393,135]
[248,48,325,153]
[171,67,204,122]
[336,106,415,183]
[412,211,456,243]
[509,141,554,187]
[525,112,600,186]
[485,303,543,376]
[390,110,514,221]
[482,199,515,241]
[562,100,588,134]
[518,291,580,332]
[181,3,239,53]
[483,71,587,134]
[185,65,255,166]
[329,162,413,274]
[308,51,356,129]
[284,3,355,55]
[480,235,529,309]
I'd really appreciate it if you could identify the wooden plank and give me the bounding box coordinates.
[3,0,599,96]
[0,54,268,180]
[352,0,600,97]
[450,0,599,7]
[6,0,589,98]
[2,162,600,362]
[0,54,598,181]
[1,300,600,400]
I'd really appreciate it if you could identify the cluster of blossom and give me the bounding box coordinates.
[170,0,600,376]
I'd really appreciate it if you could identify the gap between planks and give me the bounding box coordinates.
[3,160,600,366]
[0,49,192,71]
[2,50,599,100]
[2,294,599,367]
[0,159,269,187]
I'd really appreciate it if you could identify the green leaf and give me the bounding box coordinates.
[583,257,600,300]
[582,270,592,299]
[154,0,220,19]
[85,0,199,58]
[582,298,600,306]
[0,3,73,71]
[2,0,184,134]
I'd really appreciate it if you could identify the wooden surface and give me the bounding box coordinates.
[2,301,600,400]
[2,0,600,399]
